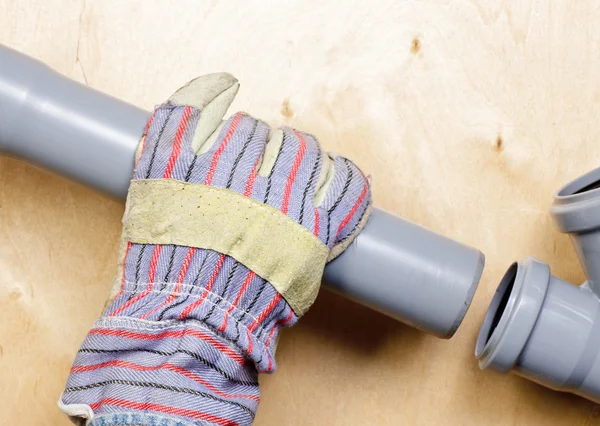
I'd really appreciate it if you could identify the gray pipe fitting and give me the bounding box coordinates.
[0,44,485,339]
[476,168,600,402]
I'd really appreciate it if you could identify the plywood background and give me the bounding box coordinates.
[2,1,600,424]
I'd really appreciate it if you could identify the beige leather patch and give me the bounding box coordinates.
[123,179,329,315]
[168,73,240,154]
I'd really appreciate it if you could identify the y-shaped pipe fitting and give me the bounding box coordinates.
[476,167,600,402]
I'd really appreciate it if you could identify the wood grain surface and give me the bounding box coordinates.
[2,1,600,424]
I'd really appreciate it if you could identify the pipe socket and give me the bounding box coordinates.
[0,44,485,338]
[476,168,600,402]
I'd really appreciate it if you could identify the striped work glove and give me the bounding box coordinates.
[59,74,372,426]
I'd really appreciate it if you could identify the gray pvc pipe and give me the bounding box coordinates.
[476,168,600,402]
[0,44,485,338]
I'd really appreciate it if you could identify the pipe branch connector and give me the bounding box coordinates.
[476,168,600,402]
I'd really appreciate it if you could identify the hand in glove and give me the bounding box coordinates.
[60,74,372,426]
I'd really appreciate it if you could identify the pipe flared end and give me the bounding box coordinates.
[551,167,600,234]
[476,258,550,372]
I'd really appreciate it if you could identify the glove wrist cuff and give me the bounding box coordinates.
[89,412,198,426]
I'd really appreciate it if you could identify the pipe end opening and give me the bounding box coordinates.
[557,168,600,197]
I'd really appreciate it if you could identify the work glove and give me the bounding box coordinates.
[59,74,372,426]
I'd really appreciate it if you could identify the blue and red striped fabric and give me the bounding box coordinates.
[60,99,371,426]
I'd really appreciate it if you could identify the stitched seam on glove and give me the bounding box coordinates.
[123,179,329,314]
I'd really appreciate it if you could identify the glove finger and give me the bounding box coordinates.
[184,114,270,194]
[135,73,239,179]
[254,128,323,226]
[134,105,201,180]
[317,156,371,249]
[168,73,239,154]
